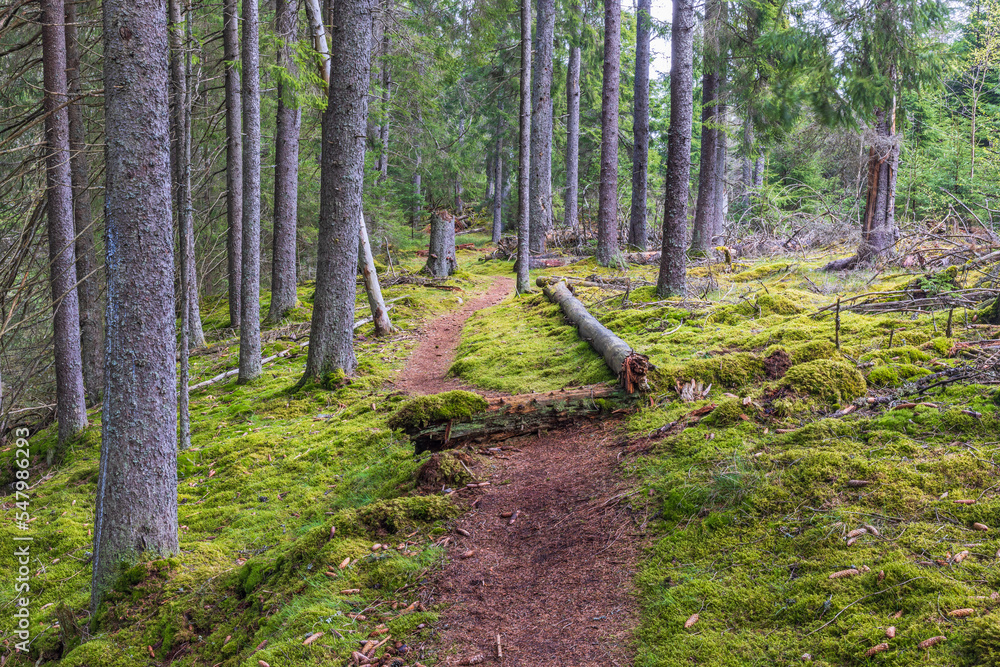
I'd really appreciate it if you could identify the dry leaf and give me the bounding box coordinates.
[303,631,324,645]
[829,568,860,579]
[918,636,946,649]
[948,608,974,618]
[886,626,896,638]
[684,613,699,628]
[865,643,889,657]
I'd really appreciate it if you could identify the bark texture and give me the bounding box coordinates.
[596,0,621,266]
[563,6,581,231]
[492,135,504,242]
[528,0,555,253]
[691,0,723,255]
[304,0,374,380]
[268,0,301,323]
[239,0,262,382]
[378,22,391,182]
[42,0,88,443]
[359,213,393,336]
[516,0,531,294]
[656,0,695,296]
[628,0,651,250]
[224,0,242,327]
[93,0,179,612]
[65,0,103,406]
[303,0,331,84]
[426,211,458,277]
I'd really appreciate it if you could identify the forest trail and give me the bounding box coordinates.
[395,276,515,396]
[395,276,640,666]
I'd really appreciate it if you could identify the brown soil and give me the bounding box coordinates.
[394,275,640,666]
[423,423,640,666]
[764,349,792,380]
[395,276,515,396]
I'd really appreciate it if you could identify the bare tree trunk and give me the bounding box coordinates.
[741,115,752,207]
[303,0,374,380]
[628,0,651,251]
[596,0,621,266]
[169,0,191,449]
[656,0,694,297]
[493,135,504,242]
[378,21,391,183]
[715,100,728,239]
[359,212,393,335]
[239,0,262,383]
[268,0,301,323]
[182,4,206,348]
[691,0,722,255]
[564,3,581,231]
[224,0,242,328]
[516,0,532,293]
[92,0,179,612]
[456,115,465,212]
[529,0,554,253]
[65,0,103,406]
[426,211,458,277]
[42,0,88,443]
[303,0,331,84]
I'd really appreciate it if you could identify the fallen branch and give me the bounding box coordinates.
[538,278,652,392]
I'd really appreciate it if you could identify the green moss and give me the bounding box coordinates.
[668,352,765,389]
[60,639,146,667]
[867,365,900,386]
[787,339,836,364]
[353,495,460,533]
[703,398,747,426]
[929,336,954,357]
[416,451,475,489]
[782,359,867,404]
[387,390,489,430]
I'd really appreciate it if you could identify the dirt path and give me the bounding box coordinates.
[394,274,640,665]
[395,276,515,396]
[425,423,639,666]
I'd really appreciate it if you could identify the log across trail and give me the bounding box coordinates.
[538,277,652,393]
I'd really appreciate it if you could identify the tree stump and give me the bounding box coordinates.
[426,210,457,277]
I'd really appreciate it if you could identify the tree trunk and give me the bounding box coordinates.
[516,0,531,294]
[378,20,391,183]
[596,0,621,266]
[224,0,243,328]
[303,0,331,84]
[715,101,728,240]
[656,0,695,297]
[455,115,465,212]
[65,0,103,406]
[268,0,301,323]
[169,0,191,449]
[540,279,651,392]
[92,0,179,612]
[426,211,458,277]
[741,116,752,207]
[303,0,374,380]
[42,0,88,443]
[690,0,722,255]
[239,0,262,383]
[628,0,651,251]
[529,0,554,253]
[359,212,393,336]
[564,5,581,231]
[492,135,504,242]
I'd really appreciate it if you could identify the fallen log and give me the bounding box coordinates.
[625,250,661,265]
[512,255,586,271]
[538,278,652,393]
[394,387,624,453]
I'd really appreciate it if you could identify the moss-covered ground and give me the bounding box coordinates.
[5,238,1000,666]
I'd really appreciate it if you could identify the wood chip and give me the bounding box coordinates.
[973,522,990,531]
[954,499,976,505]
[684,613,699,628]
[303,631,324,645]
[886,626,896,638]
[948,608,974,618]
[918,635,946,649]
[864,643,889,657]
[828,568,860,579]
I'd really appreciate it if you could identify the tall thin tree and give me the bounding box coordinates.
[628,0,652,250]
[516,0,532,293]
[92,0,179,611]
[239,0,262,382]
[596,0,621,266]
[656,0,695,296]
[529,0,555,253]
[224,0,243,327]
[564,1,582,231]
[691,0,724,255]
[302,0,375,380]
[41,0,88,443]
[65,0,103,406]
[268,0,302,323]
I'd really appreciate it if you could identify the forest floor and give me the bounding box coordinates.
[6,232,1000,667]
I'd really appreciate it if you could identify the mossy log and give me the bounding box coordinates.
[400,386,623,453]
[625,250,661,265]
[538,278,652,393]
[512,255,585,271]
